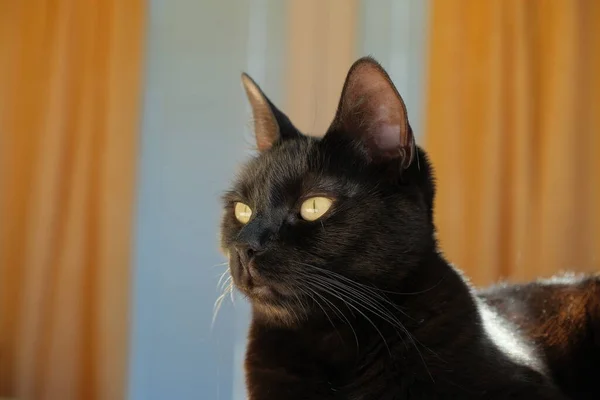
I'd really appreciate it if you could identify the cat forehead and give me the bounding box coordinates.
[231,135,366,201]
[240,138,317,185]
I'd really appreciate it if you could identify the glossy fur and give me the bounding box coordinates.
[479,274,600,400]
[219,57,596,399]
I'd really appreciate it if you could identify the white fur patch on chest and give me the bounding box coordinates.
[476,299,546,374]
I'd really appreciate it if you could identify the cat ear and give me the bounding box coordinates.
[327,57,415,168]
[241,73,299,151]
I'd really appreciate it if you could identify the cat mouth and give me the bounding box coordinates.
[232,255,284,301]
[242,280,286,304]
[249,284,278,299]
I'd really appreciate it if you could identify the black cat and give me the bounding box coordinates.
[220,57,595,399]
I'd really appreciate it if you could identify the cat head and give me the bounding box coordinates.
[220,57,436,326]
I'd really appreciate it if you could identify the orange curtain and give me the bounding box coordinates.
[0,1,145,399]
[286,0,358,135]
[425,1,600,285]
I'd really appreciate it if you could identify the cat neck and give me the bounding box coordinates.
[246,250,481,373]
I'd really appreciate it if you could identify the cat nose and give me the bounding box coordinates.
[236,244,257,262]
[234,243,261,282]
[235,219,274,255]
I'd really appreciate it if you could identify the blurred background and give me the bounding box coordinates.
[0,0,598,399]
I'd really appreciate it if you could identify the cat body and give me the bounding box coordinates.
[219,57,591,399]
[480,274,600,400]
[245,252,562,399]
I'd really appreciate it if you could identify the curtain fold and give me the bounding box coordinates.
[425,0,600,285]
[285,0,358,135]
[0,1,145,399]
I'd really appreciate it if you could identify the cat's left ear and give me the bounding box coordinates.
[327,57,415,168]
[241,73,299,152]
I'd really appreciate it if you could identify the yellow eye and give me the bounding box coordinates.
[300,197,333,221]
[234,202,252,224]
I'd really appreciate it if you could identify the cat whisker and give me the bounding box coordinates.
[220,275,233,292]
[321,277,434,380]
[211,261,230,269]
[304,277,392,357]
[211,291,228,331]
[301,285,336,330]
[316,273,415,322]
[302,274,433,381]
[291,289,308,321]
[212,271,235,331]
[217,268,231,289]
[299,261,447,296]
[307,275,404,333]
[300,283,335,319]
[301,282,360,351]
[227,281,235,305]
[287,291,303,323]
[297,262,415,320]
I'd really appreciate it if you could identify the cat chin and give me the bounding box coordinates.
[234,275,289,302]
[252,302,303,327]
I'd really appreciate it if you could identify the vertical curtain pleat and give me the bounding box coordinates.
[0,1,145,399]
[285,0,358,136]
[426,0,600,285]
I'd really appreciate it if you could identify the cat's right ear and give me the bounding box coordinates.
[241,73,299,152]
[326,57,415,169]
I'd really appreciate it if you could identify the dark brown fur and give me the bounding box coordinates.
[479,274,600,399]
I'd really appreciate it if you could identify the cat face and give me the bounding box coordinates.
[220,58,436,325]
